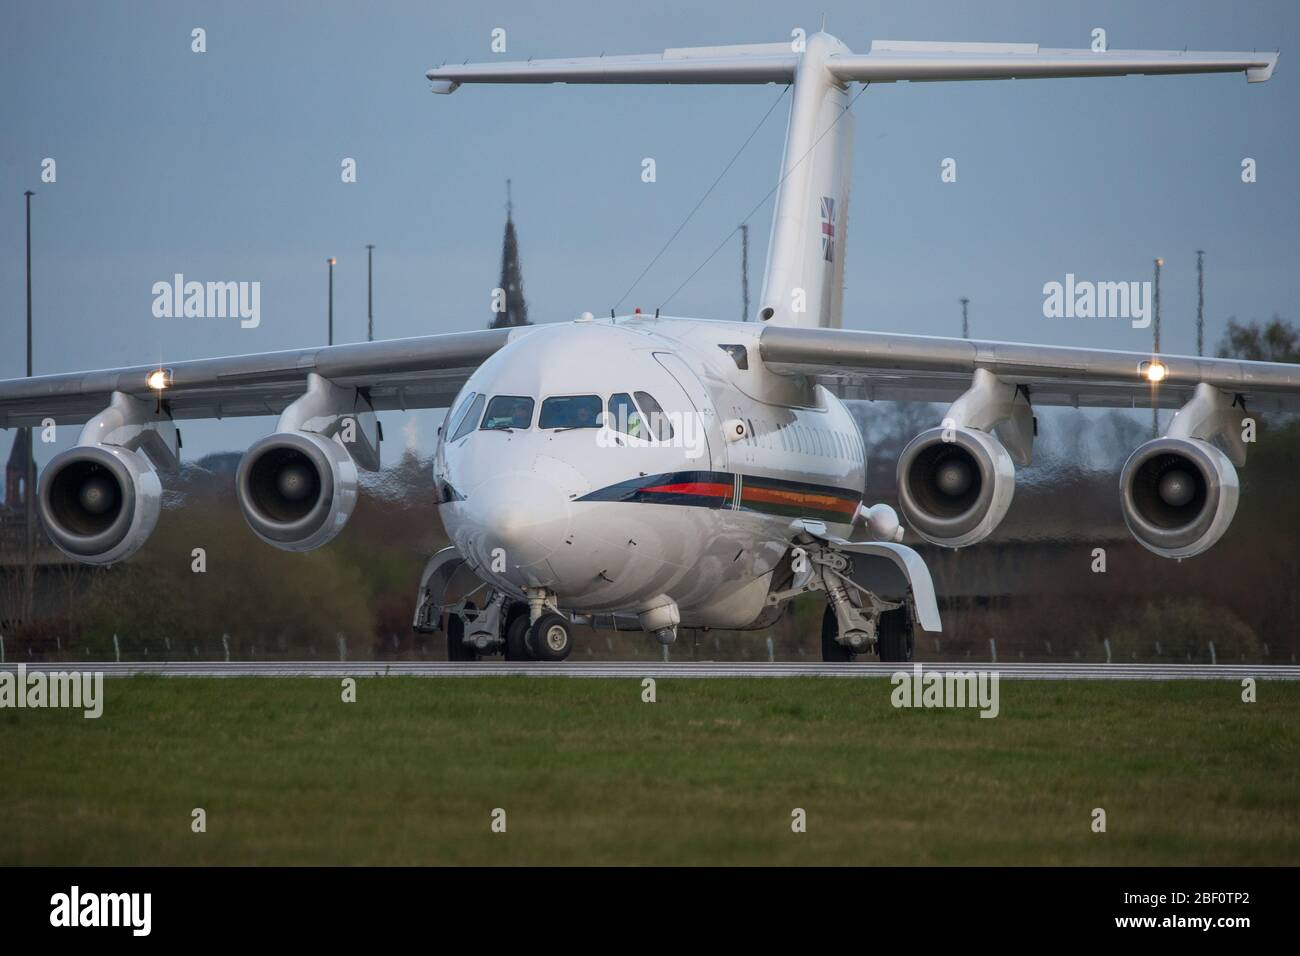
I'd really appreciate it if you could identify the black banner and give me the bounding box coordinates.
[0,867,1287,941]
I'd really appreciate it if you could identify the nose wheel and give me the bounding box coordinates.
[504,607,532,661]
[437,586,576,662]
[527,611,574,662]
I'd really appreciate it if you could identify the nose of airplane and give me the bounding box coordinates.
[464,471,570,573]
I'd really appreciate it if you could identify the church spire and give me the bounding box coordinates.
[489,178,530,329]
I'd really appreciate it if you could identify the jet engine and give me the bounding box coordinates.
[1119,436,1238,558]
[37,390,175,566]
[896,425,1016,548]
[38,443,162,565]
[236,430,359,552]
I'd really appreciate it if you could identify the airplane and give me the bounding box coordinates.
[2,30,1295,665]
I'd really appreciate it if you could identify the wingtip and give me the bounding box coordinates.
[1247,50,1279,83]
[427,76,461,94]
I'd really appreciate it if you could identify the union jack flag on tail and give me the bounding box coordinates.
[820,196,835,263]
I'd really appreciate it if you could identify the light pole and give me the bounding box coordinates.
[1196,249,1205,357]
[366,244,374,342]
[327,257,336,346]
[1152,258,1163,354]
[22,190,35,626]
[1152,258,1163,436]
[960,297,970,339]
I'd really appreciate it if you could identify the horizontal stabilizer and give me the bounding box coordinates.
[426,43,797,89]
[831,43,1278,84]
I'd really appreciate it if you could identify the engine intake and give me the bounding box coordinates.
[1120,437,1238,558]
[237,431,358,551]
[38,444,162,565]
[896,426,1015,547]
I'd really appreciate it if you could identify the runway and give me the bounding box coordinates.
[3,661,1298,680]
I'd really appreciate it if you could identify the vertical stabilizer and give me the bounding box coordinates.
[758,33,855,330]
[428,32,1275,330]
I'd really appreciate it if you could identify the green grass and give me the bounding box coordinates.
[2,677,1298,865]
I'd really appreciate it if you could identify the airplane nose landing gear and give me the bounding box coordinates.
[414,550,580,662]
[520,588,574,661]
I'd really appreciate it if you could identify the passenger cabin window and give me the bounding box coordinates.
[481,395,534,431]
[449,393,485,442]
[633,391,675,440]
[607,393,645,437]
[540,395,602,429]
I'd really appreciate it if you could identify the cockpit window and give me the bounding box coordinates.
[481,395,534,431]
[633,391,675,441]
[448,393,485,442]
[444,391,478,440]
[540,395,602,429]
[607,393,644,437]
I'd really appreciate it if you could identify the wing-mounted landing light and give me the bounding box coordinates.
[38,391,179,564]
[896,368,1034,548]
[236,372,382,552]
[1121,382,1246,558]
[146,367,173,391]
[1141,359,1168,383]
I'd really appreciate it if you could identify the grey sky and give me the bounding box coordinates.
[2,0,1297,466]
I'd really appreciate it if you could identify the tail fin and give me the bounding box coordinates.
[429,34,1276,330]
[756,32,854,330]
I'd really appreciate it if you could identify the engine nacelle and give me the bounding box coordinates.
[38,444,162,565]
[896,426,1016,548]
[1119,437,1238,558]
[236,431,358,551]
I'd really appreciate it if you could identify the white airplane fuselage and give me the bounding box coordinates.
[434,315,866,628]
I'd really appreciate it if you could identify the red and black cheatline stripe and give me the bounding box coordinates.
[738,473,859,522]
[577,471,734,509]
[577,471,860,524]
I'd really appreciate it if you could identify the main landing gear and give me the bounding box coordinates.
[820,602,915,663]
[767,540,917,663]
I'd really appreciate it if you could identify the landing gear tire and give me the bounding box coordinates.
[820,605,854,663]
[447,606,477,661]
[877,605,915,663]
[504,607,533,661]
[529,611,574,662]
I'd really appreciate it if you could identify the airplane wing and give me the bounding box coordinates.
[762,325,1298,559]
[758,325,1300,413]
[0,328,518,429]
